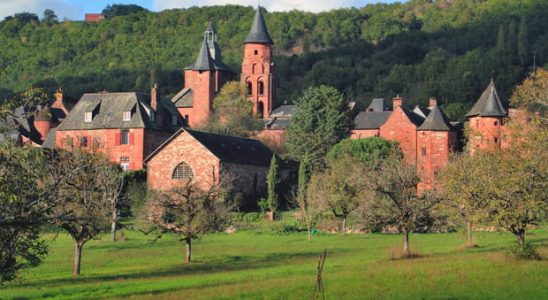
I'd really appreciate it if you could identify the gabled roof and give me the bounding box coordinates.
[145,129,274,167]
[265,117,291,130]
[171,88,193,108]
[353,111,391,130]
[418,106,452,131]
[244,7,274,45]
[401,106,425,126]
[57,92,181,131]
[465,80,507,118]
[413,105,430,119]
[185,37,215,71]
[367,98,386,112]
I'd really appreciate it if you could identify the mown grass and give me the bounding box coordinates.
[1,226,547,300]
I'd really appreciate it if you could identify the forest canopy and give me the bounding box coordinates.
[0,0,546,120]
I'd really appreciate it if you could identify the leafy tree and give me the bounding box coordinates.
[144,179,229,263]
[51,148,121,276]
[42,9,57,23]
[326,137,397,164]
[102,4,148,19]
[294,154,319,240]
[357,152,443,257]
[199,81,262,137]
[285,85,353,169]
[510,68,547,116]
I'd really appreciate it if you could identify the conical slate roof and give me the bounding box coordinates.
[244,8,274,45]
[186,37,215,71]
[418,105,452,131]
[465,80,507,117]
[206,22,216,33]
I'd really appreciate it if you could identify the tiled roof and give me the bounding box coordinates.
[145,129,274,167]
[57,92,181,131]
[244,8,274,45]
[466,80,507,117]
[418,106,452,131]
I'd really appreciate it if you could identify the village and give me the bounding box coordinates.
[0,2,546,299]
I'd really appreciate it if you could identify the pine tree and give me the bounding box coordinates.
[266,154,280,213]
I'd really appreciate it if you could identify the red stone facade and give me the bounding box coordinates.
[350,129,379,139]
[467,116,505,153]
[379,97,419,165]
[242,43,274,118]
[85,14,105,23]
[180,69,216,127]
[416,130,457,190]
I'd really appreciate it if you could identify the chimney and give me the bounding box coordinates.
[428,97,437,109]
[52,89,64,109]
[393,95,403,109]
[151,83,159,111]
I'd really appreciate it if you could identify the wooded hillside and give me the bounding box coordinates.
[0,0,547,121]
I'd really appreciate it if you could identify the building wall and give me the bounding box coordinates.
[379,105,418,165]
[242,43,273,118]
[55,128,146,170]
[467,116,504,153]
[254,129,286,152]
[350,129,379,139]
[416,130,452,191]
[182,70,215,128]
[220,162,269,196]
[147,131,220,191]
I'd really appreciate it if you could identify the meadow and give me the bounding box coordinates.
[1,225,547,300]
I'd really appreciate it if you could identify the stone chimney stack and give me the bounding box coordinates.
[151,83,159,111]
[428,97,437,109]
[393,95,403,108]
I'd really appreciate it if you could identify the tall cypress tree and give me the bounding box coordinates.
[266,154,280,213]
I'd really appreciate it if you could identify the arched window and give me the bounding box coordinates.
[172,162,194,180]
[246,81,253,95]
[254,49,258,55]
[257,101,264,118]
[258,81,264,95]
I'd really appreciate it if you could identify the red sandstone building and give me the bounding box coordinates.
[54,88,182,171]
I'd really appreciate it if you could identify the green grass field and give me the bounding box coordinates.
[1,226,547,300]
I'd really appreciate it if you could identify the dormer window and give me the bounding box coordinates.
[123,111,131,121]
[84,112,92,123]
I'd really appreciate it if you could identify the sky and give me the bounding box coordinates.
[0,0,400,21]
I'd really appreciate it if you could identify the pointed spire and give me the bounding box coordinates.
[187,37,215,71]
[206,22,216,34]
[418,105,452,131]
[244,7,274,45]
[465,80,507,118]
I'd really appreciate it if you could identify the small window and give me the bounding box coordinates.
[254,49,258,55]
[494,137,499,144]
[121,130,129,145]
[421,147,427,156]
[120,156,130,171]
[81,136,88,147]
[123,111,131,121]
[172,162,194,180]
[84,112,92,123]
[258,81,264,95]
[246,82,252,95]
[494,121,498,126]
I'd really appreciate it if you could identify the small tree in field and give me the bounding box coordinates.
[260,155,280,218]
[145,178,229,263]
[357,153,442,257]
[51,148,120,276]
[293,155,319,240]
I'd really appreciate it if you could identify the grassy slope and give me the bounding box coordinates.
[1,228,547,300]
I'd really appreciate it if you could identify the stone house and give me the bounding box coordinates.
[54,87,183,171]
[145,128,286,197]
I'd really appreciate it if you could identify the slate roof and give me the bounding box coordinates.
[270,105,294,118]
[185,37,215,71]
[244,8,274,45]
[367,98,386,112]
[418,106,453,131]
[353,111,391,129]
[465,80,507,117]
[145,128,275,167]
[413,105,430,119]
[401,106,425,126]
[206,22,215,33]
[265,117,291,130]
[57,92,181,131]
[41,126,58,148]
[171,88,193,108]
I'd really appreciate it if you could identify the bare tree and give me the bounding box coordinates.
[144,177,230,263]
[357,153,443,257]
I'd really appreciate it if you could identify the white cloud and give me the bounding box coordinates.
[0,0,82,21]
[154,0,387,13]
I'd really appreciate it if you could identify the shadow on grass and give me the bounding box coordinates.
[14,250,323,289]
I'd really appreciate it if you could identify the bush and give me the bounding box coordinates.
[506,243,541,260]
[242,212,262,223]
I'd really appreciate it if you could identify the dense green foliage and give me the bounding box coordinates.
[285,85,353,168]
[327,137,398,164]
[0,0,547,119]
[265,155,280,213]
[1,229,547,299]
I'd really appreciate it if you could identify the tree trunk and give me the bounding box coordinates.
[111,208,118,242]
[402,230,410,257]
[307,224,311,241]
[73,241,83,276]
[341,217,346,234]
[185,238,192,263]
[515,230,525,247]
[466,220,474,247]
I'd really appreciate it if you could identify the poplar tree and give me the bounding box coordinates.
[265,154,280,213]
